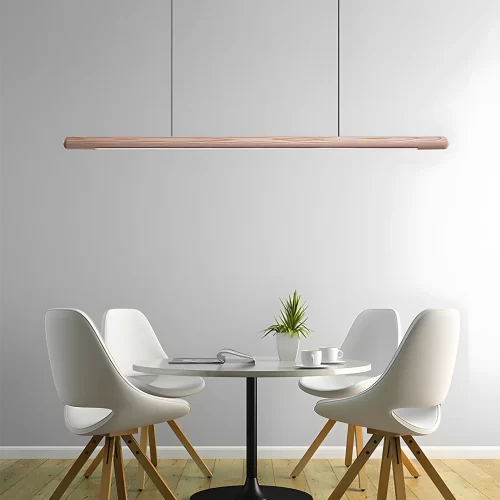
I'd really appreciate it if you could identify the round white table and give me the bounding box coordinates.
[133,358,371,500]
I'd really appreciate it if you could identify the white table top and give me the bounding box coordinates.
[133,357,371,378]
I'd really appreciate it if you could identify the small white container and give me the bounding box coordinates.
[300,349,322,367]
[276,335,300,362]
[320,347,343,363]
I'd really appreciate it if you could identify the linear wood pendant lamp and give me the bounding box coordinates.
[64,3,448,151]
[64,136,448,150]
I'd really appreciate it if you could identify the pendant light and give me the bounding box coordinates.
[64,3,448,151]
[64,136,447,150]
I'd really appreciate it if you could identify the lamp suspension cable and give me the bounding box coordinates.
[171,0,174,137]
[338,0,340,137]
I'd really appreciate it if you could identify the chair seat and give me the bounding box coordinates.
[65,406,114,435]
[299,375,380,398]
[128,374,205,398]
[392,406,441,434]
[65,396,190,436]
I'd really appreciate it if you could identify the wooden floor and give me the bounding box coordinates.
[1,457,499,500]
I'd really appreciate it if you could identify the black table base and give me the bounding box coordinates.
[191,484,311,499]
[191,379,312,500]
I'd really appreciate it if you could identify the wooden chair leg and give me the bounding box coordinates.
[168,420,213,478]
[391,437,407,500]
[354,426,367,491]
[327,434,383,500]
[114,438,128,500]
[403,436,456,500]
[290,420,337,478]
[50,436,103,500]
[100,436,115,500]
[345,424,355,466]
[137,426,148,490]
[149,425,158,466]
[84,447,105,478]
[123,435,177,500]
[377,437,393,500]
[401,449,420,478]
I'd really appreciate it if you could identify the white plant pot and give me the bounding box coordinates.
[276,334,300,362]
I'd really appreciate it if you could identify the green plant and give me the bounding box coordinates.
[263,291,312,339]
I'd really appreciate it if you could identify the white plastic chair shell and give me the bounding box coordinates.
[299,309,400,398]
[315,309,460,436]
[103,309,205,398]
[45,309,190,436]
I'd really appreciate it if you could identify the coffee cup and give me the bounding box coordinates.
[320,347,343,363]
[301,349,322,367]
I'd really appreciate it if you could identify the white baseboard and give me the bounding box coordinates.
[1,446,499,460]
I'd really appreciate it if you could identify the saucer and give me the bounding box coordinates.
[294,364,329,369]
[322,360,346,364]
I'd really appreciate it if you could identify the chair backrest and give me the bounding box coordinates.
[375,309,460,409]
[103,309,167,376]
[340,309,400,376]
[45,309,133,409]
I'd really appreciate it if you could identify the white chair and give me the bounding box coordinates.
[291,309,417,489]
[314,309,460,500]
[45,309,189,500]
[84,309,212,486]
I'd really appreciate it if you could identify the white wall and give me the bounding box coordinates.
[1,0,499,451]
[173,0,338,135]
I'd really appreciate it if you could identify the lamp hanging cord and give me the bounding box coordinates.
[338,0,340,136]
[171,0,174,137]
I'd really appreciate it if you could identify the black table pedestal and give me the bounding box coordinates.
[191,378,312,500]
[190,484,312,499]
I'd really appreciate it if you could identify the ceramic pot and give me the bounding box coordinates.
[276,334,300,362]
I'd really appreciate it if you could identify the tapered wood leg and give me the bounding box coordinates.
[100,436,115,500]
[327,434,383,500]
[355,426,367,490]
[84,447,105,478]
[114,439,128,500]
[345,424,355,466]
[392,437,407,500]
[123,435,176,500]
[290,419,337,478]
[167,420,213,478]
[149,425,158,466]
[50,436,103,500]
[137,426,148,490]
[377,437,393,500]
[403,436,456,500]
[402,449,420,478]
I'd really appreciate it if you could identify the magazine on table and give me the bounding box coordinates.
[168,348,256,364]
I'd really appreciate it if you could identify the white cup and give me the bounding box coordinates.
[301,349,322,367]
[320,347,344,363]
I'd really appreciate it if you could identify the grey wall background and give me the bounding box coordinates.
[1,0,499,449]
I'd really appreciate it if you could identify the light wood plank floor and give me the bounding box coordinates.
[1,458,499,500]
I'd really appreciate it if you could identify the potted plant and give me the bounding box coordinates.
[263,291,312,361]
